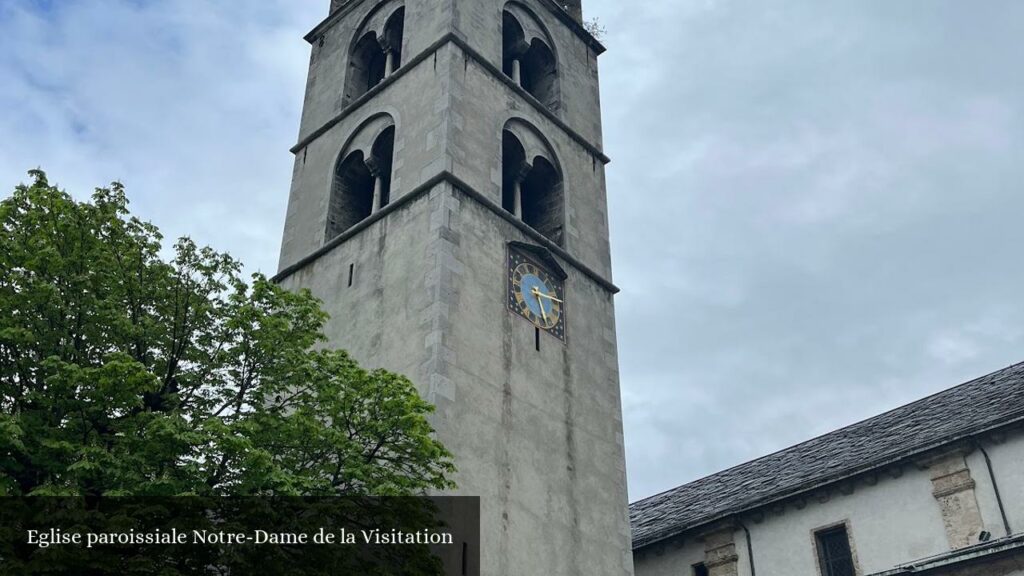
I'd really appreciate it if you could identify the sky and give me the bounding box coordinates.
[2,0,1023,502]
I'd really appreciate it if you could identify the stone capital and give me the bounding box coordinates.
[505,39,530,59]
[932,470,976,499]
[512,161,532,183]
[364,156,384,178]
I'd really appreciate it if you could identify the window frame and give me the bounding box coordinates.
[812,520,860,576]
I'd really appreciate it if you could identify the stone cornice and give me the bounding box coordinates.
[534,0,606,55]
[290,33,610,165]
[273,170,619,294]
[307,0,606,55]
[868,534,1024,576]
[447,34,611,163]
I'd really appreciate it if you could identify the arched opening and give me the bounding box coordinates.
[502,12,528,78]
[501,9,559,112]
[502,131,526,214]
[521,157,562,244]
[327,126,396,240]
[502,130,564,246]
[345,32,386,105]
[521,40,557,110]
[370,126,395,209]
[382,8,405,71]
[328,151,373,239]
[343,6,405,106]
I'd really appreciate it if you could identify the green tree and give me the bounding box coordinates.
[0,170,455,497]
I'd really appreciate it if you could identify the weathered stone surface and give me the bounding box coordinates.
[277,1,632,575]
[925,452,985,551]
[703,530,739,576]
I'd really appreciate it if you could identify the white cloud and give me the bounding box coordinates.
[0,0,324,274]
[2,0,1023,502]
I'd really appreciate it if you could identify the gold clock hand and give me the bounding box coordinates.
[534,292,563,304]
[531,288,549,324]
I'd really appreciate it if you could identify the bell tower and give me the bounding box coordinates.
[276,0,632,574]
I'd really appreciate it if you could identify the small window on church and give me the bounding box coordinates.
[692,563,709,576]
[815,525,856,576]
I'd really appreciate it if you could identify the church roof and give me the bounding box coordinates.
[629,361,1024,550]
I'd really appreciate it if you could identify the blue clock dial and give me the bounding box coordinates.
[508,257,564,336]
[519,273,555,319]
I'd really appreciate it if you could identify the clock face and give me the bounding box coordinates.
[507,250,566,340]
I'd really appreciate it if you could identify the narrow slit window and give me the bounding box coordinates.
[348,263,354,287]
[535,327,541,351]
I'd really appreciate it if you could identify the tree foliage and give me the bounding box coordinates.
[0,170,455,497]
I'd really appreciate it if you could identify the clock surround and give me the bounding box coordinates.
[506,244,567,342]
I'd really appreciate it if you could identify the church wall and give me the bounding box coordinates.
[300,0,604,148]
[633,460,987,576]
[297,0,455,144]
[446,46,613,280]
[277,188,437,379]
[747,466,951,576]
[282,176,633,575]
[975,428,1024,537]
[282,1,613,279]
[634,431,1024,576]
[279,2,632,575]
[451,0,604,146]
[631,536,709,576]
[280,44,455,271]
[424,185,631,575]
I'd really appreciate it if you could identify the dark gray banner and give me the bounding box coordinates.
[0,496,480,575]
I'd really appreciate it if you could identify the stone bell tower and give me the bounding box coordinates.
[276,0,632,573]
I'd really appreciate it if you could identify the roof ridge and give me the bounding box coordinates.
[631,359,1024,508]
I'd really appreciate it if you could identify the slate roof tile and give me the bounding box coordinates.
[629,361,1024,549]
